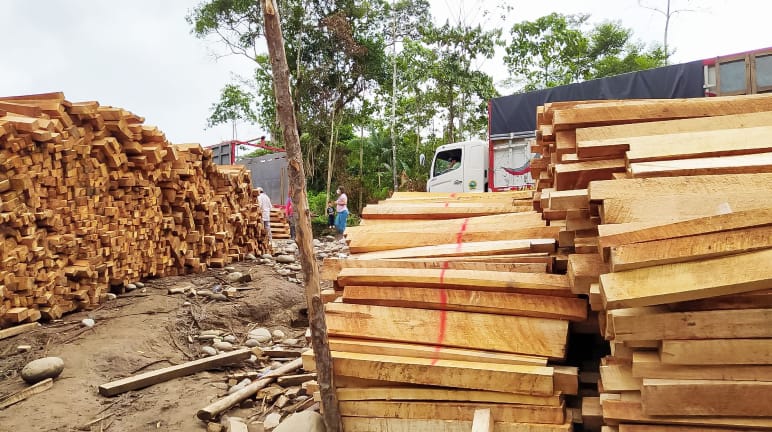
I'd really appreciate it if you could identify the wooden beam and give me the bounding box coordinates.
[547,189,589,210]
[473,409,494,432]
[629,152,772,178]
[327,338,547,366]
[0,378,53,409]
[99,348,251,396]
[668,289,772,312]
[347,212,544,234]
[553,159,626,190]
[567,254,607,295]
[353,239,556,260]
[324,303,569,359]
[599,364,641,392]
[618,425,750,432]
[600,192,770,224]
[321,258,548,281]
[362,203,532,220]
[602,399,772,429]
[632,351,772,381]
[0,322,39,340]
[302,350,555,395]
[337,267,573,297]
[336,387,561,406]
[342,417,571,432]
[342,286,587,321]
[641,378,772,416]
[612,308,772,341]
[589,173,771,202]
[600,249,772,309]
[339,400,565,424]
[660,339,772,365]
[609,225,772,271]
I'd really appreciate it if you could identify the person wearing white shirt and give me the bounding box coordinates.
[257,187,272,240]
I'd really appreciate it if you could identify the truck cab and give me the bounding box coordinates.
[426,140,488,193]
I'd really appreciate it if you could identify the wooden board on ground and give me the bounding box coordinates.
[335,386,561,405]
[660,339,772,365]
[302,351,555,395]
[324,303,569,359]
[337,267,573,297]
[600,249,772,309]
[0,322,38,340]
[641,378,772,417]
[342,286,587,321]
[339,400,565,424]
[342,417,572,432]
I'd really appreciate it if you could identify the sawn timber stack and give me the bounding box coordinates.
[532,93,772,431]
[308,191,583,431]
[0,92,270,328]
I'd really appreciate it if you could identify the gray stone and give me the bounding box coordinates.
[286,264,301,271]
[21,357,65,384]
[245,355,257,364]
[283,338,300,346]
[183,301,192,306]
[246,253,257,261]
[226,272,244,283]
[223,335,237,343]
[261,254,273,260]
[316,253,328,259]
[197,334,218,341]
[263,413,282,430]
[324,235,335,242]
[277,269,291,277]
[135,282,145,288]
[245,339,260,348]
[224,266,237,272]
[211,293,228,301]
[271,329,286,340]
[201,329,223,336]
[105,293,117,300]
[249,327,272,343]
[200,346,217,356]
[274,411,325,432]
[238,273,252,283]
[81,318,95,328]
[125,283,137,291]
[275,255,295,264]
[312,239,322,247]
[214,341,234,351]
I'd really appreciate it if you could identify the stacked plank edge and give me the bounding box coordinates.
[270,207,291,239]
[534,93,772,431]
[0,92,270,328]
[307,191,584,431]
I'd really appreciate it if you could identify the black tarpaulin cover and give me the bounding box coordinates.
[489,60,705,136]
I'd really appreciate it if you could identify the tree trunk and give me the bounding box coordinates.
[359,127,364,213]
[325,108,337,208]
[261,1,342,431]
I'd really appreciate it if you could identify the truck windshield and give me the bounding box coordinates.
[433,148,462,176]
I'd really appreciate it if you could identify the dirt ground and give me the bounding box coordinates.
[0,260,309,432]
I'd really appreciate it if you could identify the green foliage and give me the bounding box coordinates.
[207,84,257,128]
[505,13,667,91]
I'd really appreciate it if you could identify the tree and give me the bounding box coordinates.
[207,83,257,139]
[639,0,698,62]
[504,13,667,91]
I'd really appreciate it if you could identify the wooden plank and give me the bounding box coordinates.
[602,399,772,429]
[0,322,39,340]
[327,338,548,366]
[629,152,772,178]
[567,254,606,295]
[339,400,565,424]
[589,173,771,202]
[324,303,569,359]
[361,203,532,220]
[600,364,641,392]
[609,225,772,271]
[337,267,573,297]
[547,189,589,210]
[553,159,626,190]
[660,339,772,365]
[353,239,556,260]
[302,351,555,395]
[613,308,772,341]
[618,425,754,432]
[632,351,772,381]
[575,109,772,158]
[336,387,561,405]
[99,348,251,396]
[668,289,772,312]
[641,378,772,416]
[473,409,494,432]
[342,286,587,321]
[623,126,772,163]
[321,258,548,280]
[552,93,772,131]
[0,378,53,409]
[390,190,534,201]
[600,192,771,224]
[600,249,772,309]
[342,417,572,432]
[347,212,544,234]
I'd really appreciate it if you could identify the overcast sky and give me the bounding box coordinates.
[0,0,770,146]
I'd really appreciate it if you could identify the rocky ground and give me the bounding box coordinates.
[0,237,347,432]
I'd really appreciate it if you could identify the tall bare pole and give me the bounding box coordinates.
[390,0,398,192]
[261,0,342,430]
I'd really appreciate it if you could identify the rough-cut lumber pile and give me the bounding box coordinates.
[306,191,583,431]
[532,94,772,431]
[269,207,291,239]
[0,92,270,328]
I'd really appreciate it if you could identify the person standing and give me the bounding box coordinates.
[257,187,272,240]
[326,201,335,229]
[334,186,348,234]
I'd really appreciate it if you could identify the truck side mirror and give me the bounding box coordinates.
[419,153,426,166]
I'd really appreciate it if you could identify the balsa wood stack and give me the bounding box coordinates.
[305,191,583,431]
[270,207,291,239]
[532,94,772,431]
[0,92,270,328]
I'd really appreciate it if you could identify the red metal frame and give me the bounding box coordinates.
[228,136,284,164]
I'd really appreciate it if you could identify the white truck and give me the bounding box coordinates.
[426,46,772,193]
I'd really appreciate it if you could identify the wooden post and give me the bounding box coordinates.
[261,0,343,430]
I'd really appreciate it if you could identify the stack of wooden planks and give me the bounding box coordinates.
[269,207,291,239]
[305,191,583,431]
[0,92,270,327]
[532,94,772,431]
